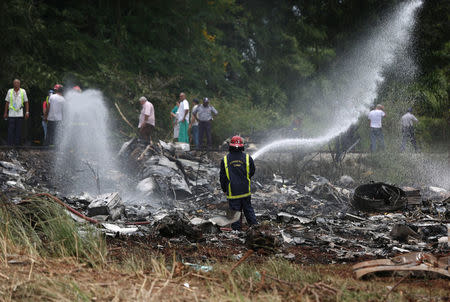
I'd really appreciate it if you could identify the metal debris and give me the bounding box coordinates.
[87,192,124,221]
[353,182,407,212]
[353,252,450,279]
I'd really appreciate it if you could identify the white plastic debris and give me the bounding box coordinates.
[102,223,138,235]
[174,142,190,152]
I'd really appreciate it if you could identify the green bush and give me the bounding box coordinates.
[211,98,284,144]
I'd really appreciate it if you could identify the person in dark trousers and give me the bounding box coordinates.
[44,84,65,145]
[400,107,419,152]
[189,98,200,148]
[193,97,218,149]
[368,104,386,152]
[42,89,53,142]
[3,79,29,146]
[220,136,257,231]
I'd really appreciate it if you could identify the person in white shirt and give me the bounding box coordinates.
[44,84,65,145]
[368,104,386,152]
[177,92,189,143]
[3,79,29,146]
[138,96,155,145]
[400,108,419,152]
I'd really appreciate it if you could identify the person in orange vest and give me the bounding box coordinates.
[42,89,53,142]
[3,79,29,146]
[220,136,257,230]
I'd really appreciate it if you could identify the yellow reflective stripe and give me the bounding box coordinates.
[227,192,251,199]
[223,156,232,197]
[46,96,49,106]
[224,154,252,199]
[246,153,250,193]
[9,89,24,111]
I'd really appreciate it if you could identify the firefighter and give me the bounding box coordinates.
[220,136,257,230]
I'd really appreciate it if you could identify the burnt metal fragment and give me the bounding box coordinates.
[352,182,407,212]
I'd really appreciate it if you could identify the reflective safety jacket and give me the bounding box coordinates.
[220,151,255,199]
[9,88,24,111]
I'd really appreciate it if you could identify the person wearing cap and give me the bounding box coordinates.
[368,104,386,152]
[192,97,218,149]
[44,84,65,145]
[189,98,200,148]
[400,107,419,152]
[138,96,155,145]
[3,79,29,146]
[220,136,257,231]
[42,89,53,142]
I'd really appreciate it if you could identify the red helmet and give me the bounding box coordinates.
[229,136,244,147]
[53,84,63,92]
[72,85,81,92]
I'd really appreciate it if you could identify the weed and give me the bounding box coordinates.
[0,195,106,266]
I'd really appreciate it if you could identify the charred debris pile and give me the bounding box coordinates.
[0,141,448,263]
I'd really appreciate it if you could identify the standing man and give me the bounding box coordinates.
[400,108,419,152]
[44,84,65,145]
[170,100,179,142]
[42,89,53,142]
[138,96,155,145]
[189,98,199,148]
[220,136,257,231]
[3,79,29,146]
[177,92,189,143]
[368,104,386,152]
[193,97,218,149]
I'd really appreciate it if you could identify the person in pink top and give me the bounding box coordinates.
[138,96,155,145]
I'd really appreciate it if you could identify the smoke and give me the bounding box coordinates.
[253,0,423,159]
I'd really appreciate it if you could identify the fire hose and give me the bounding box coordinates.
[32,193,100,224]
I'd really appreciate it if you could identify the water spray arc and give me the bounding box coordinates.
[253,0,423,159]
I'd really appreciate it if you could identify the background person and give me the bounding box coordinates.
[44,84,65,145]
[368,104,386,152]
[400,107,419,152]
[138,96,155,145]
[189,98,199,148]
[177,92,189,143]
[3,79,29,146]
[42,89,53,142]
[170,100,179,141]
[193,97,218,149]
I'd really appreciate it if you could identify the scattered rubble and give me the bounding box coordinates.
[0,142,448,268]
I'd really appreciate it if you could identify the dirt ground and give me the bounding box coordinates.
[1,238,449,302]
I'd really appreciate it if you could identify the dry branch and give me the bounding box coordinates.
[114,102,135,130]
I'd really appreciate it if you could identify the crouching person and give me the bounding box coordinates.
[220,136,257,231]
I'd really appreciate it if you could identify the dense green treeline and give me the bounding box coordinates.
[0,0,448,147]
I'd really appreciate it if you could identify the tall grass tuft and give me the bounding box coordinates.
[0,195,106,266]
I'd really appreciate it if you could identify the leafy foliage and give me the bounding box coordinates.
[0,0,447,145]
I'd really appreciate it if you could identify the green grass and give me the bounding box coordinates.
[0,194,106,266]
